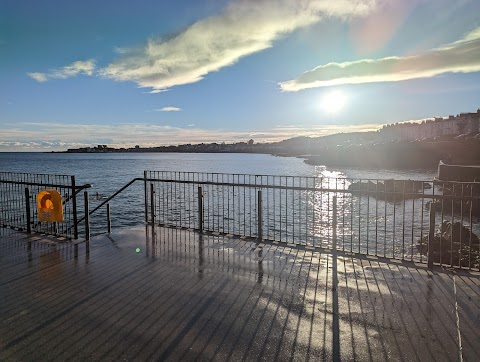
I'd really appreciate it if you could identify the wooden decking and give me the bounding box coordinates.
[1,226,479,361]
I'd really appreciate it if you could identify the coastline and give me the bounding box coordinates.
[51,138,480,171]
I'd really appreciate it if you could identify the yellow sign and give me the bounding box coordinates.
[37,190,64,222]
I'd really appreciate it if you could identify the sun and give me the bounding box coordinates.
[321,90,346,113]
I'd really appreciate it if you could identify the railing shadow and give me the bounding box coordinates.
[2,225,479,360]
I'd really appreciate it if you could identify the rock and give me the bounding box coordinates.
[416,221,480,268]
[348,179,425,201]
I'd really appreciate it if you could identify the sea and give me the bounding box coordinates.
[0,152,437,189]
[0,152,440,249]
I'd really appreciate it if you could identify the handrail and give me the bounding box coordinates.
[81,175,480,224]
[0,179,91,190]
[65,172,479,270]
[142,177,480,200]
[0,173,91,199]
[77,178,143,224]
[0,178,91,205]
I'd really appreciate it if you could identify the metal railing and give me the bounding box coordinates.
[0,172,90,239]
[3,170,478,271]
[144,171,480,271]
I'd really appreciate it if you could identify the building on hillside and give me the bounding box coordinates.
[378,109,480,141]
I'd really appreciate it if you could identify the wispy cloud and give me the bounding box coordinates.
[155,107,182,112]
[271,123,382,134]
[0,140,87,152]
[99,0,379,92]
[26,1,380,91]
[0,121,383,151]
[27,59,96,82]
[113,46,128,54]
[27,72,48,82]
[280,27,480,91]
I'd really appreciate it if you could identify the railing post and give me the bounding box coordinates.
[72,176,78,239]
[107,203,111,233]
[332,195,337,250]
[198,186,203,232]
[84,191,90,249]
[25,187,31,234]
[428,202,436,268]
[150,183,155,226]
[257,190,263,242]
[144,171,148,223]
[331,193,340,362]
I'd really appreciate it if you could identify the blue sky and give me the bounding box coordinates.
[1,0,480,151]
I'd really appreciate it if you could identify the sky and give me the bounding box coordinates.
[1,0,480,151]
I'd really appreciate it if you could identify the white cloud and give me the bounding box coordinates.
[155,107,182,112]
[113,46,128,54]
[25,1,381,90]
[50,59,96,78]
[280,27,480,91]
[100,0,379,91]
[27,72,48,82]
[0,121,383,151]
[272,123,382,134]
[27,59,96,82]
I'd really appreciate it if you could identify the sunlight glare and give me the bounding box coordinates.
[321,90,346,113]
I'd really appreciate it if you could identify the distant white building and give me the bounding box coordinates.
[379,109,480,141]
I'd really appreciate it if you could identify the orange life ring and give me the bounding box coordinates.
[40,194,54,209]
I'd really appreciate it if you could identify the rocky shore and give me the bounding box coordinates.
[304,139,480,169]
[417,221,479,268]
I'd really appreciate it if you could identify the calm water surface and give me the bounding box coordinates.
[0,152,436,189]
[0,152,438,242]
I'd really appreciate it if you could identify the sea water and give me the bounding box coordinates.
[1,152,440,256]
[0,152,436,190]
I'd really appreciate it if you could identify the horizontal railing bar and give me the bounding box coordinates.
[0,172,70,181]
[143,178,479,200]
[146,170,480,185]
[146,170,435,183]
[0,179,92,189]
[0,171,73,178]
[433,179,480,185]
[2,175,477,196]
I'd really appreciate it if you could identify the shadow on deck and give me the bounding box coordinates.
[1,226,479,361]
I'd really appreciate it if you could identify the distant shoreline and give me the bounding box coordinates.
[54,137,480,170]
